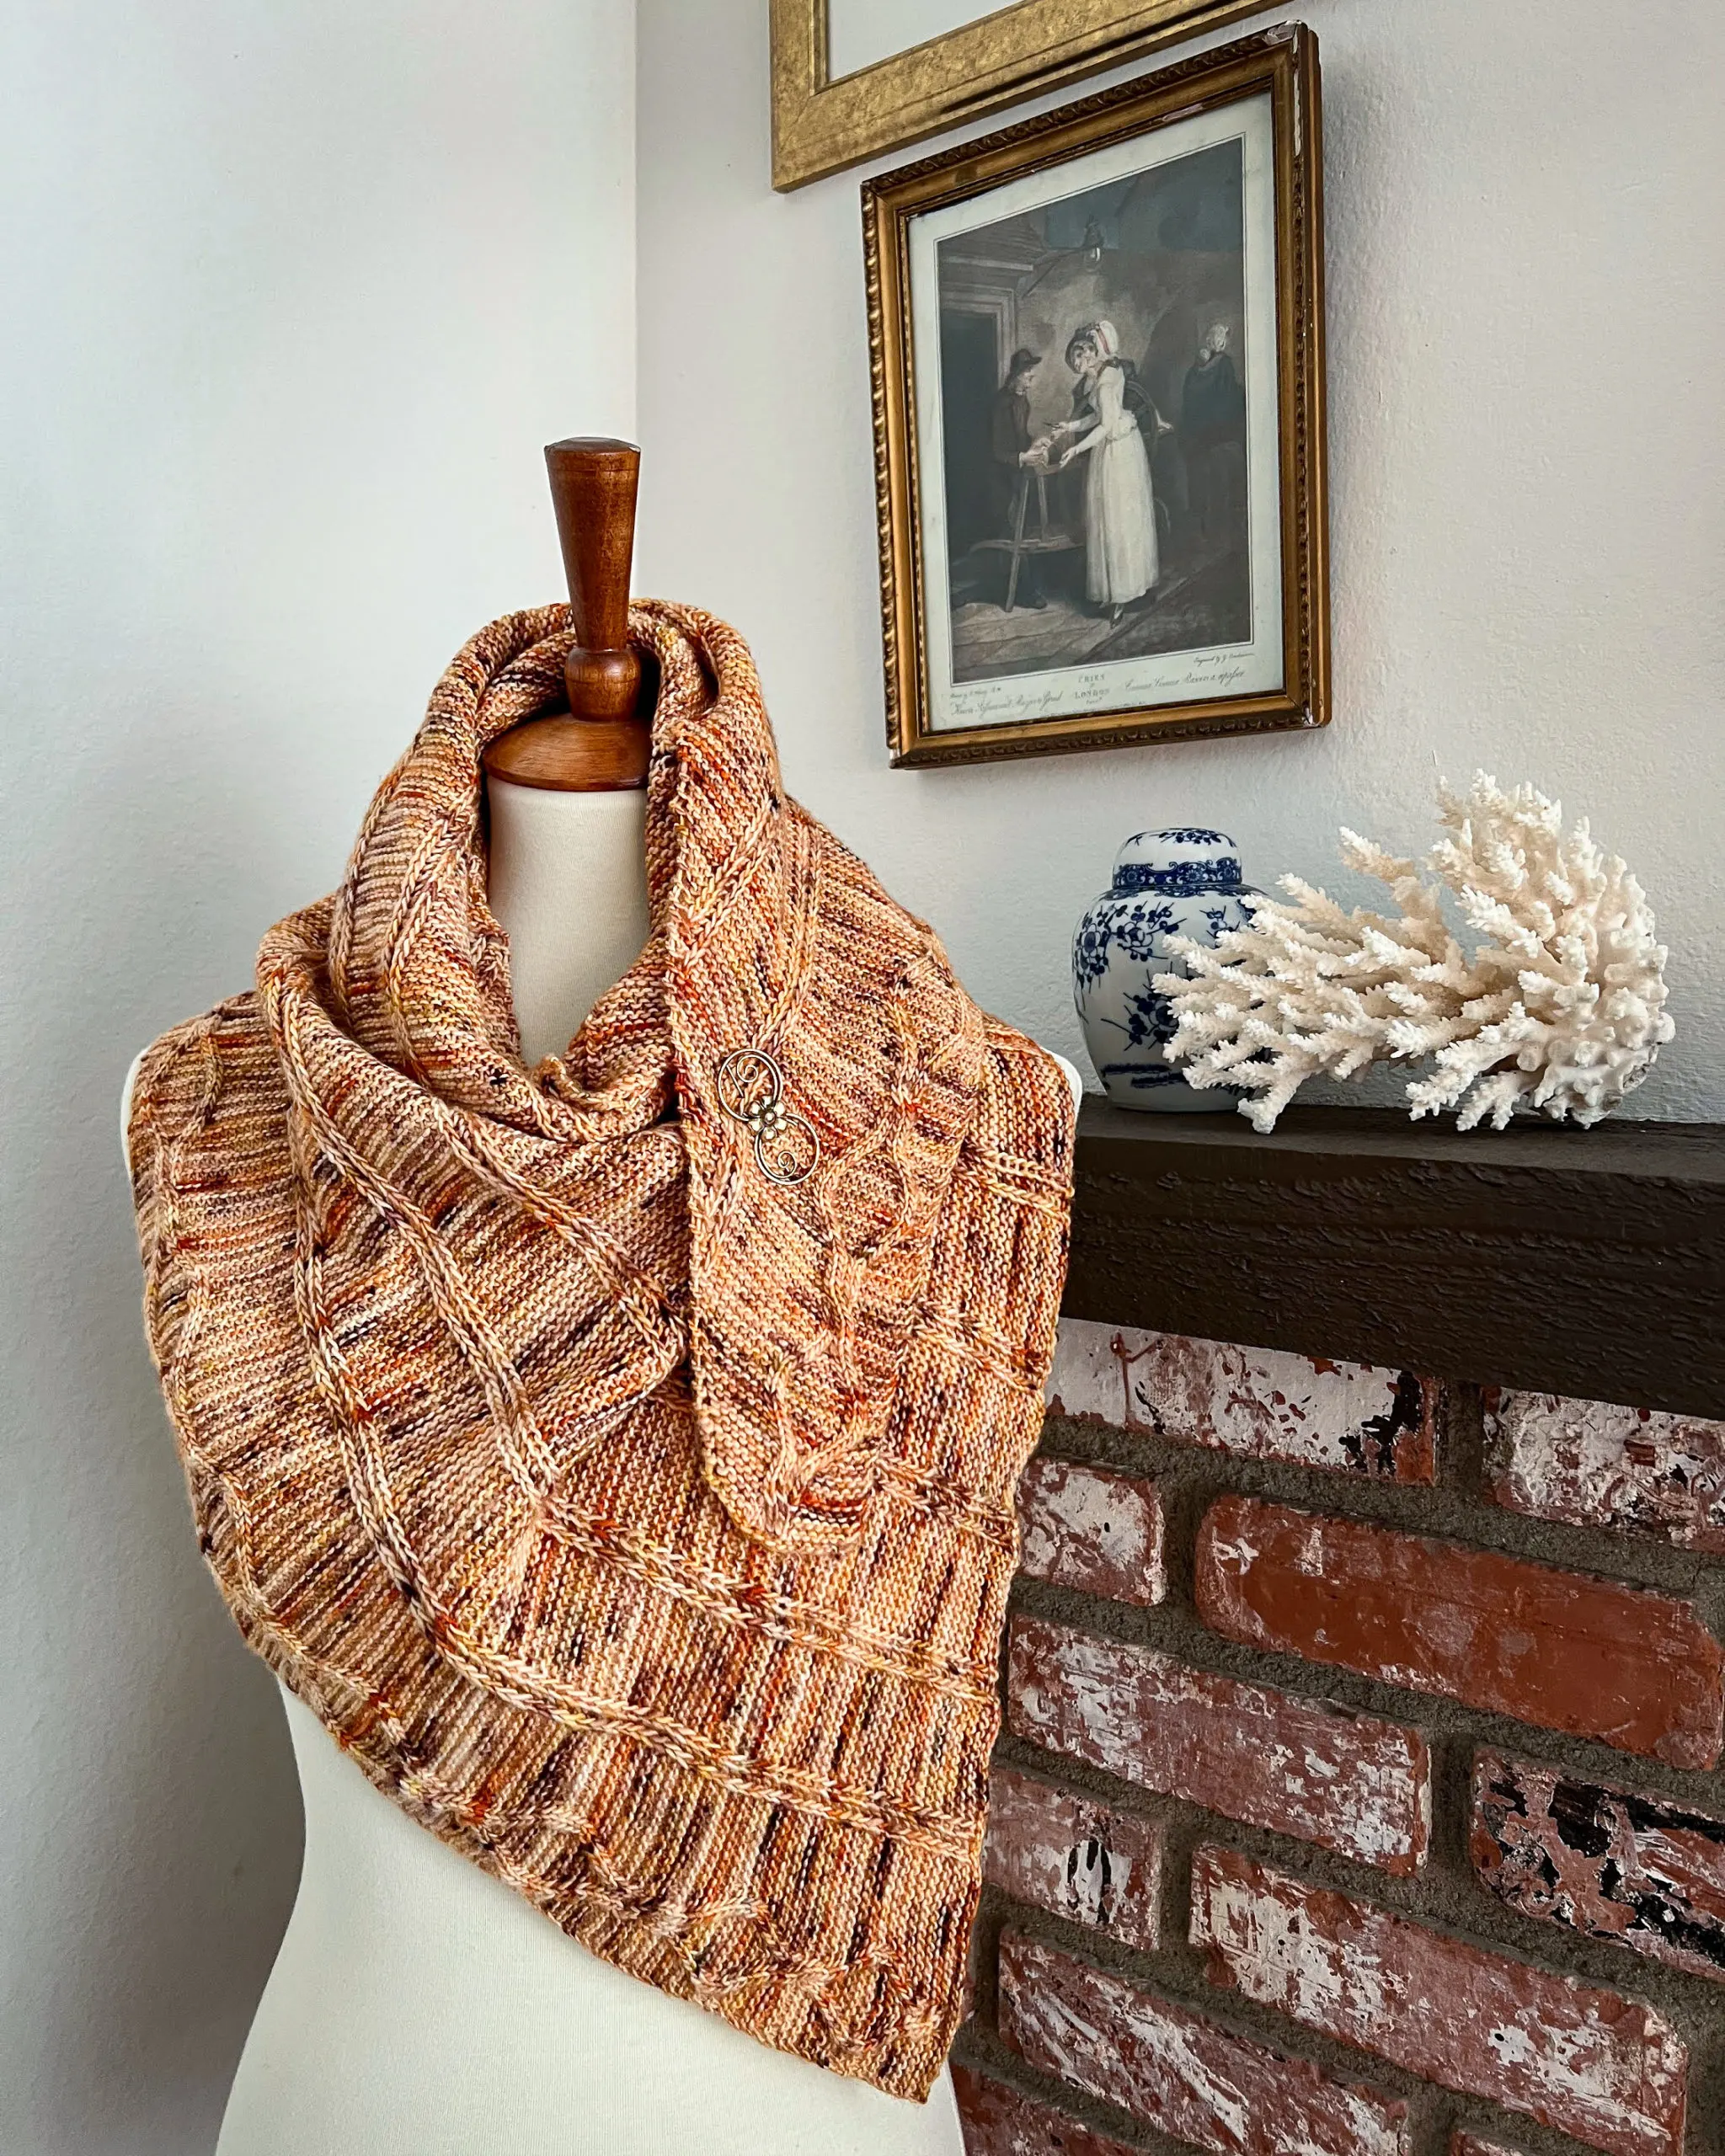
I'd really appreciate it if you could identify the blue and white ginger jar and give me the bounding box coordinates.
[1072,828,1257,1112]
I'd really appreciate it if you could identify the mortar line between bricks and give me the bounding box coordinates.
[982,1766,1725,2049]
[1007,1572,1725,1822]
[956,1993,1479,2156]
[997,1586,1725,2030]
[1439,1380,1488,1501]
[1038,1409,1725,1609]
[959,1908,1696,2156]
[991,1385,1725,2156]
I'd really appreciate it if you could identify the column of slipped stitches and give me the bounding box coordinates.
[914,1290,1049,1395]
[202,1130,413,1769]
[489,1643,974,1849]
[168,1090,417,1769]
[804,1075,874,1495]
[812,935,923,1416]
[137,1024,222,1501]
[360,606,535,1091]
[543,1501,969,1698]
[449,1116,681,1373]
[874,1454,1015,1557]
[354,1735,573,1921]
[285,1041,561,1504]
[324,760,407,1016]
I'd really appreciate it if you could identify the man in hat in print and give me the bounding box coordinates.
[987,345,1049,609]
[1182,319,1247,549]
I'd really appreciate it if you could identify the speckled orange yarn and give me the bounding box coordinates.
[126,601,1073,2100]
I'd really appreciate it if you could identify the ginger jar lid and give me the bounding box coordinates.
[1110,828,1242,896]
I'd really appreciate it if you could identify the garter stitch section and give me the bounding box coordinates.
[126,601,1075,2100]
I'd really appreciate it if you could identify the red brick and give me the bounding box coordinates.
[1017,1454,1165,1604]
[985,1767,1162,1950]
[999,1929,1409,2156]
[1195,1495,1724,1769]
[1048,1320,1436,1481]
[1007,1615,1429,1874]
[1486,1390,1725,1553]
[1191,1844,1687,2156]
[951,2066,1135,2156]
[1473,1749,1725,1985]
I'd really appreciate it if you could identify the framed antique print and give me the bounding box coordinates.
[770,0,1284,189]
[863,25,1327,767]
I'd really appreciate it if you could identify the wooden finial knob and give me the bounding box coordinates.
[482,436,653,791]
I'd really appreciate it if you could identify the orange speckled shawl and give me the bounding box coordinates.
[126,601,1073,2099]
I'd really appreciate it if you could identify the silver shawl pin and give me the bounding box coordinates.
[714,1049,820,1187]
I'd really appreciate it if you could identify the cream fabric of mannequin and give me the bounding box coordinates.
[120,774,1081,2153]
[484,780,652,1065]
[217,1689,966,2156]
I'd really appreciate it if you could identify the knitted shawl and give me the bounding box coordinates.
[126,601,1074,2100]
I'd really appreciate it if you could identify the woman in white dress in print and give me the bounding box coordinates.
[1049,320,1159,622]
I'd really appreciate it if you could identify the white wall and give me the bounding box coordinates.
[636,0,1725,1119]
[0,5,633,2149]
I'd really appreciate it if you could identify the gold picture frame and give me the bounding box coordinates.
[770,0,1284,191]
[863,24,1327,768]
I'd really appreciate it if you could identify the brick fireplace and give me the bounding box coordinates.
[955,1103,1725,2156]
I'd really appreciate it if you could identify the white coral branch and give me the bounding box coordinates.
[1153,771,1674,1133]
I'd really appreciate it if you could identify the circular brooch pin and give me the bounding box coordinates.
[715,1049,820,1187]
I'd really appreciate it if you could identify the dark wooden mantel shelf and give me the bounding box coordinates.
[1066,1100,1725,1418]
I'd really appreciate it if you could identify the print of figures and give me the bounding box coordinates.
[1039,319,1167,621]
[935,136,1252,686]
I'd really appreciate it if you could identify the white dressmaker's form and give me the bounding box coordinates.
[122,440,1079,2153]
[119,442,972,2155]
